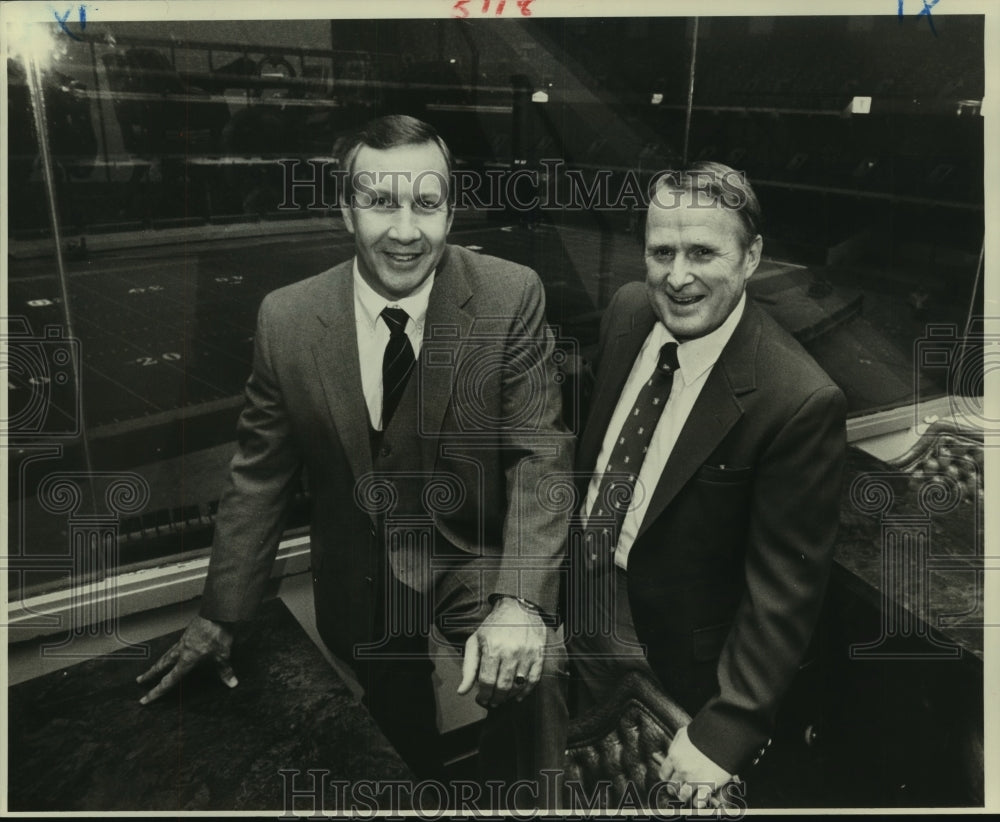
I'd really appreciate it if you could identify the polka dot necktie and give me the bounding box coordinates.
[380,306,416,429]
[585,341,680,552]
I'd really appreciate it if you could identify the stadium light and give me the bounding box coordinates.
[6,22,60,71]
[849,96,872,114]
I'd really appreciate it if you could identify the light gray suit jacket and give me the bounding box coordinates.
[200,244,573,663]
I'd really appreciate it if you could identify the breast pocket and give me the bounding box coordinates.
[694,464,753,542]
[695,464,752,485]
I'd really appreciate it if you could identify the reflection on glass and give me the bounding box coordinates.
[5,15,985,589]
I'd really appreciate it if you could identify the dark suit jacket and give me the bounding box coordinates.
[200,244,572,665]
[577,282,846,774]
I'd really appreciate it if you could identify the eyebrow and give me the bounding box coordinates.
[367,181,444,197]
[647,240,721,250]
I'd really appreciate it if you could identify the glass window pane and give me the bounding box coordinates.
[6,13,985,594]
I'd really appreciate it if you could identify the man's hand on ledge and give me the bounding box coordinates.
[136,615,236,704]
[456,596,546,709]
[652,725,734,809]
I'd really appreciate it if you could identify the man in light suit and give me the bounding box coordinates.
[137,115,571,799]
[569,162,846,806]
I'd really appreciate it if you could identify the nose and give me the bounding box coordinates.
[387,205,421,243]
[664,257,695,291]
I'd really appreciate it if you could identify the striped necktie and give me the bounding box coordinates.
[586,341,680,552]
[380,306,416,429]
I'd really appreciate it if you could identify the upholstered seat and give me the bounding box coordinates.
[886,419,984,507]
[563,670,693,810]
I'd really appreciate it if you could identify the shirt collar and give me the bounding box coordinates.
[654,292,747,386]
[352,258,435,334]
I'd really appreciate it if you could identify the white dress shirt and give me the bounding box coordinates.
[583,293,747,569]
[353,260,434,430]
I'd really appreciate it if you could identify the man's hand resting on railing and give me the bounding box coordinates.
[136,614,236,704]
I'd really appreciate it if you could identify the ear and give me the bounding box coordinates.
[445,207,455,235]
[340,201,355,235]
[743,234,763,281]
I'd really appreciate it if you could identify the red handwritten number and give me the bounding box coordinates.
[453,0,530,17]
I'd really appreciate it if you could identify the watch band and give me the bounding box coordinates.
[487,592,542,612]
[486,593,559,626]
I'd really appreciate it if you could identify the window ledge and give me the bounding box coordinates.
[5,536,311,644]
[847,395,958,447]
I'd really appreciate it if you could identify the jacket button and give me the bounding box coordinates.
[379,444,392,457]
[364,576,374,585]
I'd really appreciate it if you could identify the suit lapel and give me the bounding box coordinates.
[576,301,656,478]
[418,246,474,471]
[310,261,374,489]
[636,301,763,540]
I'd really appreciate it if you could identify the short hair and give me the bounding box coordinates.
[648,161,762,249]
[339,114,453,207]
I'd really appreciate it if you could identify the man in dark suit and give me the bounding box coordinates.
[137,115,571,800]
[569,162,846,806]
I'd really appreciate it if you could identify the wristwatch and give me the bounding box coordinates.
[488,593,542,612]
[487,593,558,626]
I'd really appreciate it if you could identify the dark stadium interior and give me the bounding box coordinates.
[5,11,986,811]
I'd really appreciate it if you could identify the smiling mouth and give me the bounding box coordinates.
[384,251,423,264]
[668,293,704,306]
